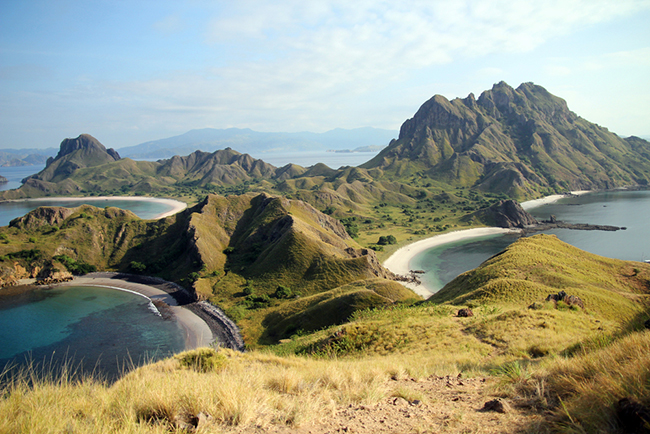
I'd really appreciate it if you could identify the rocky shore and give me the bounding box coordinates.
[81,272,245,352]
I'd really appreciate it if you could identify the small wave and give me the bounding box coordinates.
[148,300,162,317]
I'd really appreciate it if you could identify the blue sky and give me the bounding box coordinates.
[1,0,649,149]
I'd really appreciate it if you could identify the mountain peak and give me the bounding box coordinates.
[362,81,650,198]
[56,134,120,161]
[25,134,121,184]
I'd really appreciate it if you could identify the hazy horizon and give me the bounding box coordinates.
[2,1,649,150]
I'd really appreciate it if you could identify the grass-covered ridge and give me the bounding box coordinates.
[2,234,649,433]
[0,193,415,346]
[430,233,649,323]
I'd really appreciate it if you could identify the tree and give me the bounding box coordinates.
[130,261,147,273]
[274,285,293,299]
[377,235,397,245]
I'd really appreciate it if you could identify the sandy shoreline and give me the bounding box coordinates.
[10,196,187,219]
[383,228,520,298]
[383,190,596,298]
[35,277,214,351]
[520,190,592,210]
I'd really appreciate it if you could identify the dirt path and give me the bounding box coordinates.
[230,376,542,434]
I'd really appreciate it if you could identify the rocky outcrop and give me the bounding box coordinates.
[545,290,585,309]
[9,206,75,229]
[465,199,538,228]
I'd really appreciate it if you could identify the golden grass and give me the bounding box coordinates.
[0,347,466,433]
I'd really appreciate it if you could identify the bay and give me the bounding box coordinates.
[410,190,650,293]
[0,286,185,380]
[0,198,176,227]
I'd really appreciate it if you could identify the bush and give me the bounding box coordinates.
[175,348,227,373]
[274,285,293,299]
[54,254,97,275]
[130,261,147,273]
[377,235,397,245]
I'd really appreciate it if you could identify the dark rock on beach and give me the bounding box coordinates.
[463,199,538,229]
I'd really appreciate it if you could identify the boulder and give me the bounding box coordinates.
[457,308,474,317]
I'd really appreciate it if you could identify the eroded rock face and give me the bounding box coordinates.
[467,199,538,228]
[9,206,75,230]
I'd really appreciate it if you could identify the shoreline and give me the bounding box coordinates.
[5,196,187,220]
[383,227,520,298]
[383,190,597,298]
[520,190,593,210]
[23,276,214,351]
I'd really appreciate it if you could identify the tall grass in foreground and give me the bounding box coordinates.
[509,330,650,433]
[0,347,467,434]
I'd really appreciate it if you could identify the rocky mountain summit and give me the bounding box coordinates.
[23,134,120,186]
[362,82,650,198]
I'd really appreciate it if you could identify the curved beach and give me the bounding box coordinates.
[383,228,520,298]
[18,196,187,219]
[383,190,595,298]
[55,276,214,350]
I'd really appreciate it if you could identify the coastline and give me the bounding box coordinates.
[520,190,592,210]
[383,190,596,298]
[29,276,214,351]
[383,227,520,298]
[9,196,187,220]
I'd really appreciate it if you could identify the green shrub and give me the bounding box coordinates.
[274,285,293,299]
[175,348,227,373]
[377,235,397,245]
[53,254,97,275]
[130,261,147,273]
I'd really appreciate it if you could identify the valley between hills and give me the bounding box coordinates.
[1,81,650,433]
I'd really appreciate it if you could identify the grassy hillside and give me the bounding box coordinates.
[2,234,649,433]
[0,193,417,346]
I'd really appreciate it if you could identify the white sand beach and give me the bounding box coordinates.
[383,227,520,298]
[520,190,593,210]
[56,277,213,350]
[19,196,187,219]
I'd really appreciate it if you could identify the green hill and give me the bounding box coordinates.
[2,232,649,433]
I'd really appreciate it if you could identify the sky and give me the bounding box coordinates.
[1,0,649,150]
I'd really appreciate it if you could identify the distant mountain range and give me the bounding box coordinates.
[0,148,57,167]
[116,127,397,159]
[3,82,650,202]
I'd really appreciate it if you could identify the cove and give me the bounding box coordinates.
[410,190,650,294]
[0,285,186,380]
[0,198,178,227]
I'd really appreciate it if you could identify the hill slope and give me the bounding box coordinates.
[362,82,650,198]
[0,192,413,344]
[2,234,649,433]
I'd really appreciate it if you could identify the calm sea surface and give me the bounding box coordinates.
[410,190,650,293]
[0,286,185,380]
[0,165,179,226]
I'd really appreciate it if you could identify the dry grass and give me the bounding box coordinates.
[0,348,467,433]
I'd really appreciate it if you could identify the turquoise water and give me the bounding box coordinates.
[0,198,176,227]
[0,286,185,379]
[410,190,650,293]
